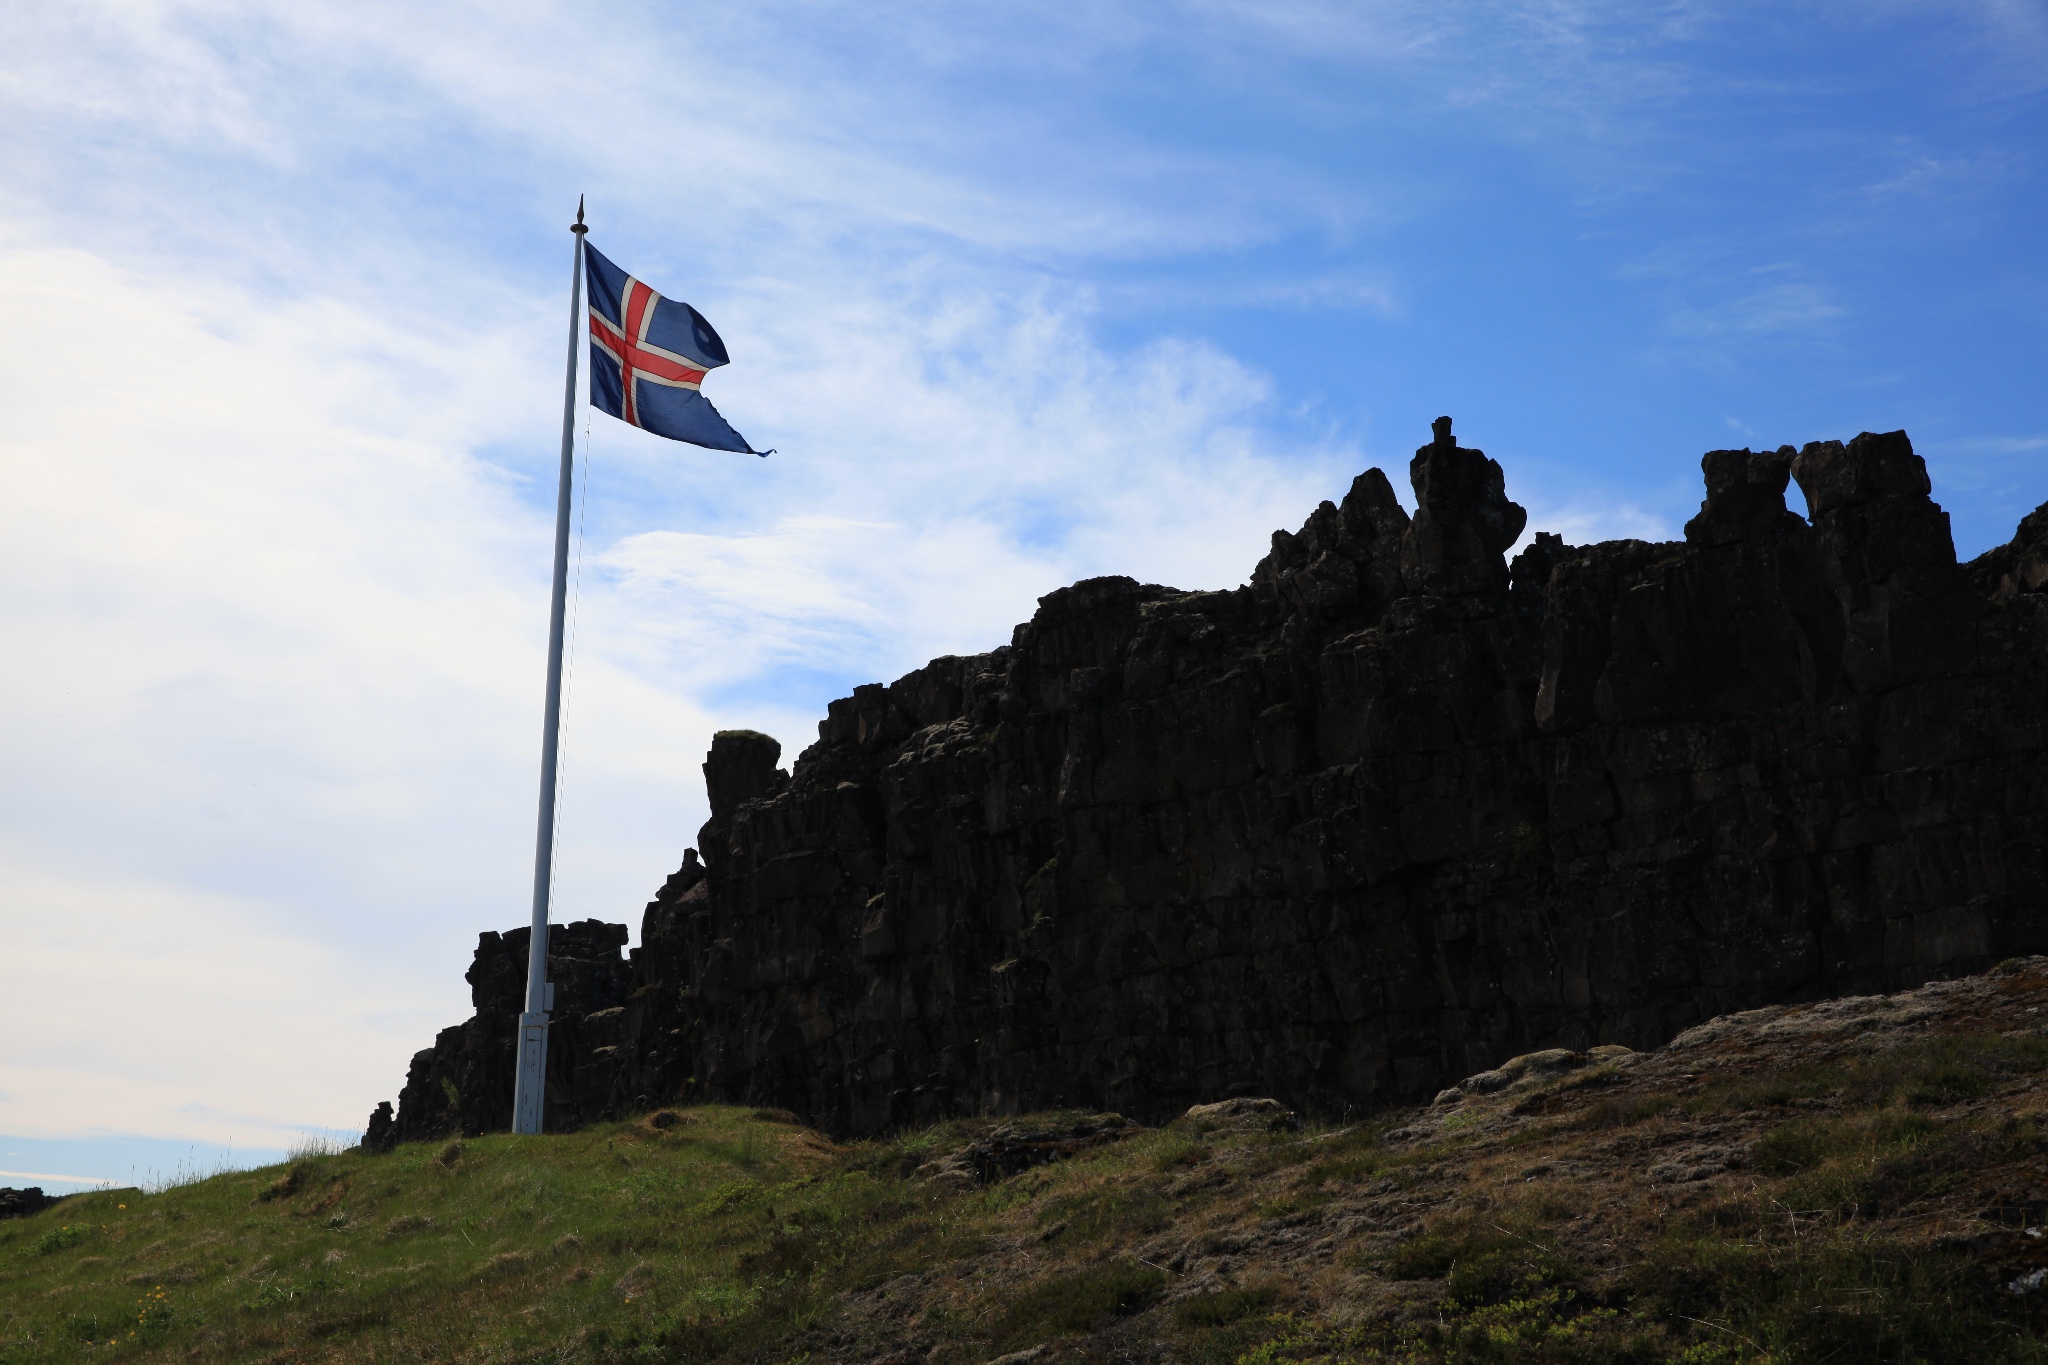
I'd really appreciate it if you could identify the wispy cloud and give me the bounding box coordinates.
[0,111,1348,1144]
[1,0,2041,1155]
[1666,276,1846,341]
[1932,434,2048,457]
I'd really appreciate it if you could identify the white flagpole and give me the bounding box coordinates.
[512,198,588,1136]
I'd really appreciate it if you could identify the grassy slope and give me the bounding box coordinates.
[11,965,2048,1363]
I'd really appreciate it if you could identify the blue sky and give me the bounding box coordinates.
[1,1,2043,1185]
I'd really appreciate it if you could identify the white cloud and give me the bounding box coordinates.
[583,274,1357,715]
[1667,277,1846,341]
[1521,493,1680,549]
[0,193,1349,1146]
[4,0,2038,1156]
[0,849,436,1145]
[1927,434,2048,458]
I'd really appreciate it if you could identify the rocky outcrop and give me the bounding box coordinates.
[915,1113,1143,1187]
[0,1187,57,1220]
[378,421,2048,1142]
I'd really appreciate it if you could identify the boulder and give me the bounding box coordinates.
[1184,1098,1299,1131]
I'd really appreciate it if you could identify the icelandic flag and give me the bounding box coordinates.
[584,243,767,455]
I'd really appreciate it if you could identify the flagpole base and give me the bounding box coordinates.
[511,1012,550,1135]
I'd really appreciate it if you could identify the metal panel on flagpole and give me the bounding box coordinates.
[512,201,589,1136]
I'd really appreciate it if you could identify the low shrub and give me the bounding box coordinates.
[1380,1216,1575,1306]
[1173,1283,1278,1327]
[1151,1138,1213,1171]
[1231,1298,1664,1365]
[1574,1093,1671,1130]
[1033,1184,1173,1245]
[1846,1033,2048,1108]
[30,1223,96,1256]
[1631,1233,2048,1364]
[1685,1034,2048,1124]
[1745,1108,1985,1218]
[990,1262,1165,1346]
[256,1163,309,1202]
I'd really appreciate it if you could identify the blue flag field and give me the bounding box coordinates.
[584,243,766,455]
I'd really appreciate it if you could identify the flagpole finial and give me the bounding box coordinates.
[572,196,587,236]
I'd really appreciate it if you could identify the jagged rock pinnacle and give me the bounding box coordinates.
[375,424,2048,1142]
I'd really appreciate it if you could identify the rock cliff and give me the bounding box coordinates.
[378,421,2048,1142]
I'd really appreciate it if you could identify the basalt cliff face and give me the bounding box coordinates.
[377,422,2048,1144]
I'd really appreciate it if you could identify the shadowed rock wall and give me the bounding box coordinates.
[382,423,2048,1142]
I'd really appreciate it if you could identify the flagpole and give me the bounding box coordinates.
[512,198,588,1136]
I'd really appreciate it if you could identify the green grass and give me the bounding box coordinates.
[1151,1137,1214,1171]
[27,1224,98,1257]
[0,1108,958,1363]
[1376,1212,1579,1308]
[1325,1028,2048,1364]
[1232,1297,1669,1365]
[987,1261,1165,1348]
[10,1028,2048,1365]
[1628,1230,2047,1365]
[1352,1189,2048,1365]
[0,1105,1325,1365]
[1684,1033,2048,1122]
[1568,1034,2048,1137]
[1174,1283,1279,1327]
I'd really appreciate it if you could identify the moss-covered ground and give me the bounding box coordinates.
[11,964,2048,1363]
